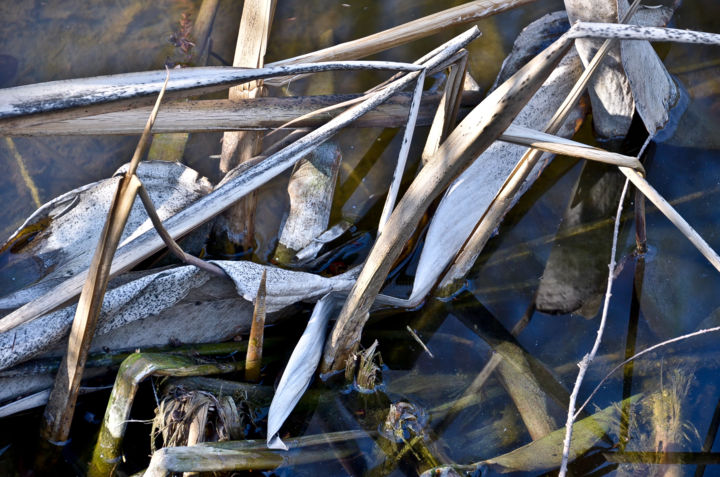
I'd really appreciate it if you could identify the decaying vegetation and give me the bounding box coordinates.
[1,0,720,475]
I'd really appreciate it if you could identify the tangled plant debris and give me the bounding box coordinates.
[1,0,720,475]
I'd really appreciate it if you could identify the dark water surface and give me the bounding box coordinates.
[1,0,720,475]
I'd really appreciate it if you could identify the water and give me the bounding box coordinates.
[1,0,720,475]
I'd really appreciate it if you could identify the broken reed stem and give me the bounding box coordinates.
[633,137,653,254]
[89,353,244,477]
[620,166,720,273]
[437,0,643,294]
[245,270,267,382]
[377,69,425,234]
[136,182,227,278]
[499,125,644,171]
[265,0,533,74]
[41,72,170,444]
[220,0,277,251]
[635,187,647,253]
[558,178,629,477]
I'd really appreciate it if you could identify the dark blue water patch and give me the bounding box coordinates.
[0,55,18,87]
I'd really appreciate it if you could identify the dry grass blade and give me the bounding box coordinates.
[41,72,170,444]
[266,0,534,69]
[321,30,577,373]
[245,270,267,382]
[377,69,425,233]
[421,51,469,165]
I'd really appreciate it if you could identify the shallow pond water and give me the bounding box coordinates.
[1,0,720,475]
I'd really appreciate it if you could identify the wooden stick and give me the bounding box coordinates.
[41,73,170,444]
[0,91,483,136]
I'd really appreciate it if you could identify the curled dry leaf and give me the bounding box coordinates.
[0,161,212,312]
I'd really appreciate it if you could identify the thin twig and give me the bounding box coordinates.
[406,326,434,358]
[136,182,227,278]
[575,324,720,420]
[559,178,630,477]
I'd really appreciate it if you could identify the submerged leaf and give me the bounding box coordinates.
[483,395,640,473]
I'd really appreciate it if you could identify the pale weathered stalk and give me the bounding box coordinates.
[1,91,483,136]
[219,0,277,250]
[274,143,342,264]
[266,0,534,69]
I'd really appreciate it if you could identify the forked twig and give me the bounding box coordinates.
[575,324,720,420]
[136,183,227,278]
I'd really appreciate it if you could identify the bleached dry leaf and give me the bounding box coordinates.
[0,161,212,311]
[275,143,342,263]
[0,261,355,372]
[267,294,337,450]
[381,14,584,308]
[564,0,634,138]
